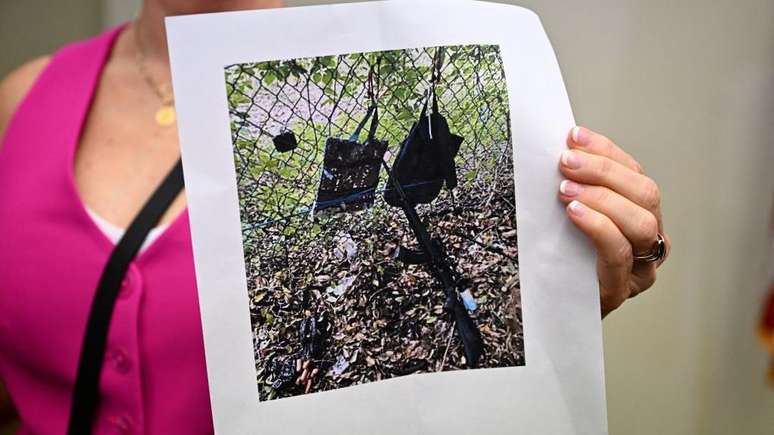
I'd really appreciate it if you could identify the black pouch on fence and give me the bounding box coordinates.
[273,131,298,153]
[383,92,463,208]
[315,104,388,215]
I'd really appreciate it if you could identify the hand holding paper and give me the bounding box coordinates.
[558,126,670,316]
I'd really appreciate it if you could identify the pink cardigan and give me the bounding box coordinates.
[0,27,213,434]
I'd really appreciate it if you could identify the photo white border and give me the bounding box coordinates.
[167,1,607,434]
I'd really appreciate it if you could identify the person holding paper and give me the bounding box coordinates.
[0,0,669,432]
[558,126,671,315]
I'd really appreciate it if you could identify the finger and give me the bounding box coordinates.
[558,181,659,253]
[559,179,660,296]
[560,150,662,219]
[565,200,633,314]
[568,126,643,174]
[630,262,657,297]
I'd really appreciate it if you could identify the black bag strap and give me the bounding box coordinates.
[366,57,381,141]
[67,159,185,435]
[349,57,382,143]
[367,103,380,142]
[348,105,375,143]
[419,48,444,140]
[430,47,444,114]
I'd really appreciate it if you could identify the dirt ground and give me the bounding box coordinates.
[245,152,523,401]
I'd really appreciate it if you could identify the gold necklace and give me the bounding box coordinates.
[134,26,176,127]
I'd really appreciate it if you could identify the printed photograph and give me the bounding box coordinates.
[224,44,524,402]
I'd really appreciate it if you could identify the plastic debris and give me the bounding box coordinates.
[334,233,358,260]
[460,289,478,312]
[329,355,350,378]
[326,275,356,299]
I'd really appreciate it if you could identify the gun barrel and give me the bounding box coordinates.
[450,296,484,367]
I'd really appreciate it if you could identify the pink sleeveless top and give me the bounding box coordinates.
[0,27,213,434]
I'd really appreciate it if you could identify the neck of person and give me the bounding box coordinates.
[133,0,285,66]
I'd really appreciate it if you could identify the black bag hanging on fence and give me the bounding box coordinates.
[384,50,464,208]
[315,59,388,214]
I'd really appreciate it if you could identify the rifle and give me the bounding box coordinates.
[380,160,484,368]
[311,53,484,368]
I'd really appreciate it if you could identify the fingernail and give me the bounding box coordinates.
[560,180,583,196]
[567,200,586,217]
[572,126,590,145]
[561,150,583,169]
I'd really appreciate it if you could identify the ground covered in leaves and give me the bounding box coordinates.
[245,154,522,402]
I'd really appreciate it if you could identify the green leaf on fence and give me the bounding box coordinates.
[264,71,277,85]
[320,56,336,69]
[397,109,414,122]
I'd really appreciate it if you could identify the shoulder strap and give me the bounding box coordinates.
[67,159,185,435]
[348,105,375,143]
[349,56,383,144]
[367,104,379,142]
[431,47,444,114]
[366,57,383,142]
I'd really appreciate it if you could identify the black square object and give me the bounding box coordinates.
[273,131,298,153]
[314,138,388,215]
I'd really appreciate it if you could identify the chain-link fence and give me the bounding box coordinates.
[224,45,522,401]
[226,45,512,257]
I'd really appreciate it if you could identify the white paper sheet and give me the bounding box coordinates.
[166,1,607,434]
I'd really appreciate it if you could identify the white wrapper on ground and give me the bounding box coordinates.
[167,1,607,434]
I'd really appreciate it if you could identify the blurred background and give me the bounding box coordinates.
[1,0,772,434]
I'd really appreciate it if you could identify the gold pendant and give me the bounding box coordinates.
[155,105,176,127]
